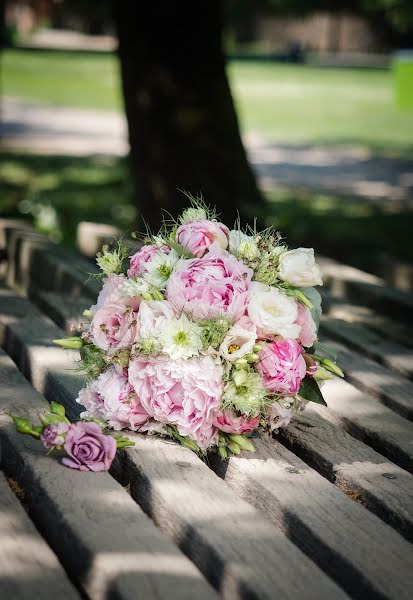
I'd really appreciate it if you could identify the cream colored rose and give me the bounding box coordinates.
[278,248,323,287]
[219,316,257,363]
[247,281,301,339]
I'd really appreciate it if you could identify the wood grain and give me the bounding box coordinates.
[212,436,413,600]
[0,350,217,600]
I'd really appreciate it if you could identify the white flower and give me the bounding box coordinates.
[143,249,179,288]
[229,230,256,256]
[219,316,257,363]
[268,402,292,431]
[278,248,323,287]
[161,314,203,360]
[247,281,301,339]
[138,300,174,339]
[122,277,152,297]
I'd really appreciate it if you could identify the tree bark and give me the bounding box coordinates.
[114,0,264,231]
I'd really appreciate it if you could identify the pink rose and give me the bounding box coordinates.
[268,402,292,431]
[40,422,69,449]
[77,366,150,431]
[176,219,230,258]
[89,304,139,352]
[166,243,252,321]
[129,355,223,449]
[256,339,306,395]
[62,422,116,472]
[214,409,259,434]
[128,244,171,277]
[296,304,317,348]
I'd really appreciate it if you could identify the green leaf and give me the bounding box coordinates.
[299,377,327,406]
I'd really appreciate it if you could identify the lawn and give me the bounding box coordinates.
[3,48,413,152]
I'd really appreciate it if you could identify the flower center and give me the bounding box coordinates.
[228,344,240,353]
[174,331,188,345]
[158,263,171,278]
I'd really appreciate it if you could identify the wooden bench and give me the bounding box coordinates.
[1,220,413,599]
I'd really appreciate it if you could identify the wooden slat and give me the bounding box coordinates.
[0,349,217,600]
[0,288,349,600]
[321,317,413,379]
[319,255,413,321]
[315,376,413,474]
[325,338,413,421]
[212,436,413,600]
[279,406,413,542]
[0,471,80,600]
[30,289,89,334]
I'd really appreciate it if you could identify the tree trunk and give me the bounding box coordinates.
[114,0,264,231]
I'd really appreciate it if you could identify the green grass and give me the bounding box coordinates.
[3,48,413,152]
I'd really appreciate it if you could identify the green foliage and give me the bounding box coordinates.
[298,377,327,406]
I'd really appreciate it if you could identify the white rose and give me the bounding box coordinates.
[220,316,257,363]
[247,281,301,339]
[278,248,323,287]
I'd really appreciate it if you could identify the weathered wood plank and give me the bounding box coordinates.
[279,406,413,543]
[212,436,413,600]
[316,376,413,474]
[76,221,122,257]
[325,338,413,421]
[321,317,413,379]
[30,289,89,334]
[322,294,413,349]
[319,255,413,321]
[0,470,80,600]
[0,349,218,600]
[0,287,350,600]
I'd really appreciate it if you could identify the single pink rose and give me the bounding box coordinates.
[176,219,230,258]
[40,422,69,449]
[166,243,252,321]
[268,402,292,431]
[62,422,116,472]
[295,304,317,348]
[128,244,171,277]
[256,339,306,395]
[89,303,139,352]
[77,366,150,431]
[214,409,259,434]
[129,355,223,449]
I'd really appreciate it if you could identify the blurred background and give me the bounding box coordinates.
[1,0,412,288]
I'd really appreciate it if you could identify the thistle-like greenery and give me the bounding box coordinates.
[198,317,232,350]
[222,371,269,417]
[77,344,106,379]
[96,241,130,276]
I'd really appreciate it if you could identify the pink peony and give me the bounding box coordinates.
[166,243,252,321]
[176,219,230,258]
[129,355,223,449]
[214,409,259,434]
[89,304,139,352]
[62,422,116,472]
[268,402,292,431]
[138,299,174,339]
[40,422,69,449]
[128,244,171,278]
[77,366,150,431]
[256,339,306,395]
[296,304,317,348]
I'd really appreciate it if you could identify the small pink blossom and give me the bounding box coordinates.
[296,304,317,348]
[89,304,139,352]
[129,355,223,449]
[90,274,139,314]
[62,422,116,472]
[268,402,292,431]
[77,366,150,431]
[214,409,259,434]
[40,422,69,449]
[256,339,306,395]
[166,243,252,321]
[176,219,230,258]
[128,244,171,278]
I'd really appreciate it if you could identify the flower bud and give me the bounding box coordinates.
[228,434,256,452]
[233,369,248,387]
[320,359,344,378]
[218,446,228,460]
[11,416,38,436]
[82,309,93,320]
[227,441,241,455]
[234,358,248,369]
[245,353,259,363]
[50,401,66,417]
[39,412,67,426]
[53,336,84,349]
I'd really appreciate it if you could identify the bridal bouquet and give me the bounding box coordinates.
[53,201,343,461]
